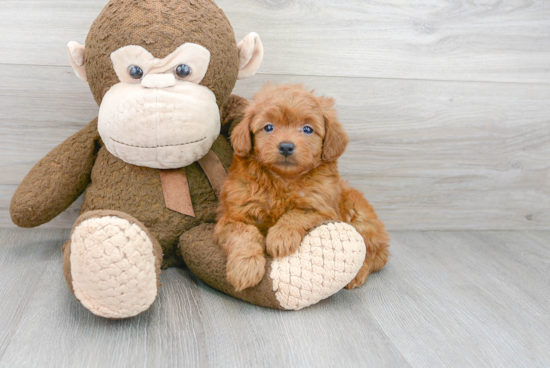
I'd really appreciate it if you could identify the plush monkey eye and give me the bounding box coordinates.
[175,64,192,79]
[302,126,314,135]
[264,124,274,133]
[128,65,144,80]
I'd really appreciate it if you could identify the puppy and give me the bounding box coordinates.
[214,84,390,292]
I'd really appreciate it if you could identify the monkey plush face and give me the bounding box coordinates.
[97,43,220,168]
[67,0,263,169]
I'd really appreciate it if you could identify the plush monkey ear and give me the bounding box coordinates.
[67,41,87,82]
[320,97,349,162]
[231,112,254,157]
[237,33,264,80]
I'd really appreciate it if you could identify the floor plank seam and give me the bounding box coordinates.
[1,62,549,86]
[0,231,66,365]
[358,295,415,368]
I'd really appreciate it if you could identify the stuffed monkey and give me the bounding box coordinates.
[10,0,367,318]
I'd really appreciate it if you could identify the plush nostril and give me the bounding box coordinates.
[279,142,295,157]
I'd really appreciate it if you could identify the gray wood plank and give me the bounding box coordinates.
[187,274,410,368]
[0,233,208,368]
[226,0,550,84]
[1,230,549,367]
[0,0,106,66]
[1,0,549,84]
[2,65,549,230]
[0,229,408,368]
[367,231,550,367]
[0,229,66,359]
[0,64,97,186]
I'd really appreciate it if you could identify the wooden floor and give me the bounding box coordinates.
[0,229,548,368]
[1,1,549,366]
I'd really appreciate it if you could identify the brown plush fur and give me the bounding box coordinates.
[10,0,243,268]
[85,0,239,107]
[11,0,294,310]
[179,223,284,309]
[215,84,390,292]
[12,0,379,311]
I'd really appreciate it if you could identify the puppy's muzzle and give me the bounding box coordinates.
[279,142,295,157]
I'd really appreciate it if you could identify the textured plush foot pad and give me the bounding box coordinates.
[270,222,366,310]
[70,216,158,318]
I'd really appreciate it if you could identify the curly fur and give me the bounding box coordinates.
[215,84,390,291]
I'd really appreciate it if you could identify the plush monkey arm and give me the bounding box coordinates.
[220,94,249,139]
[10,119,100,228]
[180,221,369,311]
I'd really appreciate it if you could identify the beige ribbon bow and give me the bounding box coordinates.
[159,150,228,217]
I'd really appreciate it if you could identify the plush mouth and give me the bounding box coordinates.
[111,136,206,149]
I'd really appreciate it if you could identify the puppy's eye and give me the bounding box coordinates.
[302,126,314,135]
[128,65,144,80]
[264,124,274,133]
[175,64,192,79]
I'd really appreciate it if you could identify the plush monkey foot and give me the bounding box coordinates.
[63,211,162,319]
[179,222,366,310]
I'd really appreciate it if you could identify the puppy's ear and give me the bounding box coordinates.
[231,111,254,157]
[320,96,349,162]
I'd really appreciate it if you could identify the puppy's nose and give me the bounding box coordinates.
[279,142,295,157]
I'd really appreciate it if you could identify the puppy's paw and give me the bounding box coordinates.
[345,264,370,290]
[266,226,303,258]
[226,252,266,292]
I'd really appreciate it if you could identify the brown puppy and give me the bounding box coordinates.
[215,84,390,292]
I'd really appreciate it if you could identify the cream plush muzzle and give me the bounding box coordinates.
[97,43,220,169]
[99,82,220,169]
